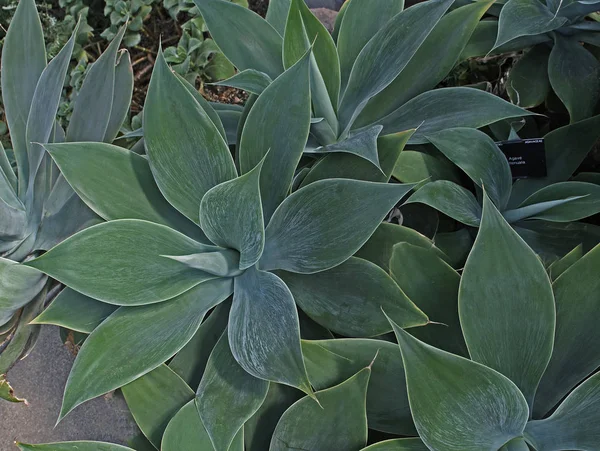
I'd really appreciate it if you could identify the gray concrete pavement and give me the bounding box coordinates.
[0,326,139,450]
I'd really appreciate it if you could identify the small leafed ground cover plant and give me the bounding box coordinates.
[2,0,600,449]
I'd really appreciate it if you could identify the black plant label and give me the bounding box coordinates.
[496,138,547,179]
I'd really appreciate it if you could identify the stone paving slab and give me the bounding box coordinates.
[0,326,139,451]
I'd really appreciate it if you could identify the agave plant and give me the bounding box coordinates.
[400,122,600,263]
[386,192,600,450]
[20,38,439,448]
[461,0,600,121]
[0,0,132,399]
[191,0,535,185]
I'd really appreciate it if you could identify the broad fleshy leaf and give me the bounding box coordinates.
[200,158,265,269]
[270,367,371,451]
[356,1,492,127]
[548,35,600,123]
[229,267,311,394]
[164,249,242,278]
[392,151,462,185]
[31,288,117,333]
[509,115,600,207]
[169,302,230,389]
[534,244,600,417]
[59,278,233,421]
[338,0,453,132]
[360,439,428,451]
[196,332,269,451]
[337,0,404,90]
[261,179,414,273]
[239,51,311,222]
[301,130,414,185]
[145,49,236,224]
[514,181,600,222]
[104,50,134,142]
[122,364,194,448]
[390,318,529,451]
[547,244,583,281]
[212,69,272,95]
[0,257,46,326]
[1,0,46,194]
[66,25,125,142]
[16,442,135,451]
[506,44,551,108]
[194,0,284,78]
[302,338,415,435]
[390,243,467,356]
[278,257,427,337]
[308,126,383,170]
[493,0,567,50]
[26,220,216,305]
[426,127,513,209]
[406,180,482,227]
[459,193,555,408]
[266,0,291,35]
[356,222,448,271]
[44,142,205,240]
[378,87,535,140]
[526,372,600,450]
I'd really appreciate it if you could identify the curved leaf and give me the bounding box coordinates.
[406,180,482,227]
[212,69,272,95]
[390,243,467,356]
[1,0,46,194]
[270,367,371,451]
[162,400,214,451]
[357,0,492,127]
[337,0,404,91]
[44,142,205,240]
[390,318,529,451]
[279,257,427,337]
[122,364,194,448]
[66,25,125,142]
[516,181,600,222]
[493,0,566,50]
[194,0,284,78]
[260,179,414,273]
[459,193,555,408]
[302,338,415,435]
[266,0,291,35]
[196,332,269,451]
[506,44,551,108]
[338,0,453,132]
[200,158,264,270]
[104,50,134,143]
[31,288,117,333]
[16,442,135,451]
[548,35,600,123]
[426,127,513,209]
[239,51,311,222]
[356,222,448,271]
[378,87,535,140]
[145,49,236,224]
[393,151,462,185]
[230,267,311,393]
[26,220,215,306]
[360,439,428,451]
[59,278,233,421]
[0,257,46,326]
[526,372,600,450]
[547,244,583,281]
[301,130,413,185]
[534,244,600,417]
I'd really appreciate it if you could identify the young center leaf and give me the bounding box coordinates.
[229,267,312,394]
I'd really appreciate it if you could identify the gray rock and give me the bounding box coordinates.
[0,326,139,450]
[310,7,339,33]
[305,0,344,10]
